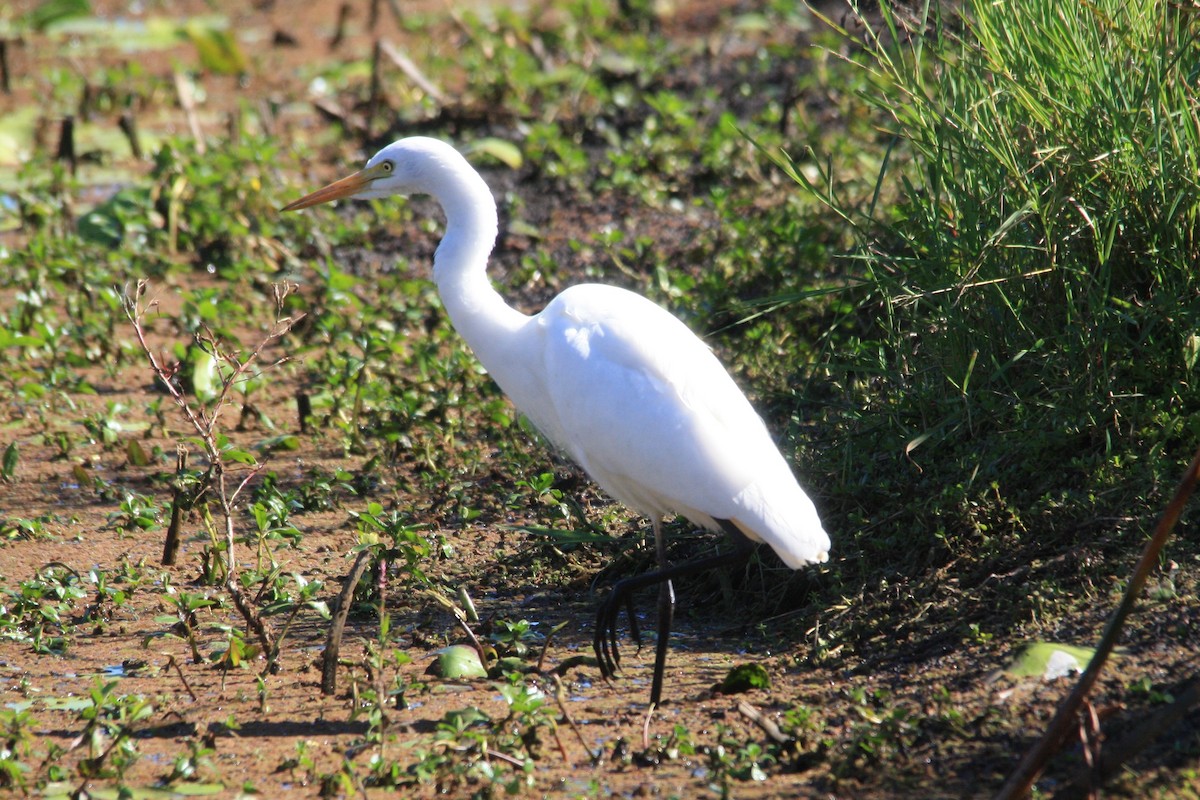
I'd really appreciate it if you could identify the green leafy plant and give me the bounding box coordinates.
[0,564,87,654]
[162,737,217,784]
[350,503,436,599]
[243,500,302,571]
[0,512,71,541]
[488,618,542,661]
[0,709,34,791]
[72,679,155,781]
[147,590,218,664]
[83,567,136,628]
[106,491,163,532]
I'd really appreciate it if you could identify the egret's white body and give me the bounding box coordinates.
[284,136,830,704]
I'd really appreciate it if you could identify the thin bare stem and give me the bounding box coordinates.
[552,675,598,763]
[166,655,197,702]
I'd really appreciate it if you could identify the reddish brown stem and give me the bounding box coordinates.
[996,443,1200,799]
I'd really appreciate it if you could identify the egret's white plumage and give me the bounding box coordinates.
[284,136,830,704]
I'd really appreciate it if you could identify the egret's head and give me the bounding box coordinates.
[281,137,451,211]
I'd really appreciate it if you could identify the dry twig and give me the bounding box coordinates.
[379,39,448,105]
[737,700,794,747]
[125,279,305,675]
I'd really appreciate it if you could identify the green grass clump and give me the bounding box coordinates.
[771,0,1200,574]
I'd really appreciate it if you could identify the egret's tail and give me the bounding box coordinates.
[731,470,830,569]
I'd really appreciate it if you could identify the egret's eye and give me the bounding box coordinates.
[380,161,394,174]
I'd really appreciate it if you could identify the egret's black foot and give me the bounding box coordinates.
[593,582,640,680]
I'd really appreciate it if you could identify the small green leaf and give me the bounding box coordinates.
[441,706,490,728]
[1185,333,1200,371]
[0,329,44,349]
[719,663,771,693]
[258,434,300,452]
[468,137,523,169]
[222,447,257,465]
[1,441,17,481]
[125,439,151,467]
[23,0,91,32]
[510,525,615,544]
[494,656,528,674]
[189,349,221,404]
[181,21,246,74]
[165,784,228,796]
[731,13,772,33]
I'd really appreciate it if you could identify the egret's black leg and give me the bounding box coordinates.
[649,518,673,708]
[593,519,755,702]
[649,577,674,707]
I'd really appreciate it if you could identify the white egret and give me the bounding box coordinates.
[283,137,830,708]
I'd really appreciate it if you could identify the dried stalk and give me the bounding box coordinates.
[996,442,1200,798]
[322,549,373,695]
[379,39,447,105]
[1057,678,1200,799]
[172,72,205,153]
[162,446,188,565]
[552,675,598,763]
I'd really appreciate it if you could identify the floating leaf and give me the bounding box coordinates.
[719,663,771,693]
[1005,642,1101,680]
[40,696,94,712]
[430,645,487,679]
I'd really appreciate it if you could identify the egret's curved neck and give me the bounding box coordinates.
[427,165,527,357]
